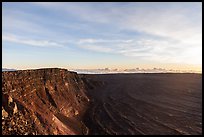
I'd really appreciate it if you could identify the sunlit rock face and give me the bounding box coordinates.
[2,68,90,135]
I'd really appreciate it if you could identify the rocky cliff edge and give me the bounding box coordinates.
[2,68,90,135]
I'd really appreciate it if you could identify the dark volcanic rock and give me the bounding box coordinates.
[80,73,202,135]
[2,68,90,135]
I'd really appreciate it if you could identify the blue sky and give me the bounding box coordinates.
[2,2,202,71]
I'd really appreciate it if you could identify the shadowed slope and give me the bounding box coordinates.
[81,73,202,135]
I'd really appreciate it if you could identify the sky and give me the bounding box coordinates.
[2,2,202,72]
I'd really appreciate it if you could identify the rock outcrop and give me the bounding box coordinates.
[2,68,90,135]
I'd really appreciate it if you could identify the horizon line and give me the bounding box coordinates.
[2,67,202,74]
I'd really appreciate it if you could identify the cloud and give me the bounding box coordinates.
[77,38,134,44]
[3,10,43,34]
[3,2,202,67]
[77,44,113,53]
[4,3,201,45]
[74,37,201,65]
[3,34,64,47]
[29,3,202,53]
[31,2,201,40]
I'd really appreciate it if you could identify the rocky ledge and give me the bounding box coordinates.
[2,68,90,135]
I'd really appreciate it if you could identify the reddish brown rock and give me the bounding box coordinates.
[2,68,90,135]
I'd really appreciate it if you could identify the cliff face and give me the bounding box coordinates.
[2,68,90,135]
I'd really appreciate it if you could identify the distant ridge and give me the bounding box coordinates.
[2,68,17,72]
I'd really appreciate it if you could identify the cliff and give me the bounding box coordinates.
[2,68,90,135]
